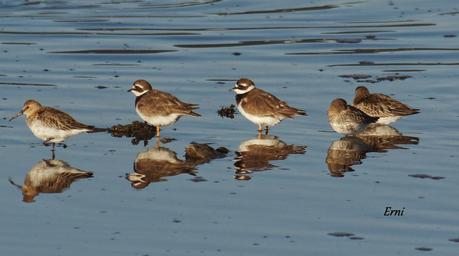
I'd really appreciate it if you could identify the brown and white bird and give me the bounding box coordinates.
[353,86,419,124]
[9,99,103,150]
[325,136,371,177]
[234,135,306,180]
[233,78,307,135]
[9,159,93,203]
[128,79,200,137]
[127,147,196,189]
[328,98,378,135]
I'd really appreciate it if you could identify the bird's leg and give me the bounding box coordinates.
[156,126,161,138]
[51,143,56,160]
[43,138,53,147]
[265,126,270,135]
[257,124,262,135]
[257,125,263,139]
[155,136,161,149]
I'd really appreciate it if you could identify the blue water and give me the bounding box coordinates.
[0,0,458,255]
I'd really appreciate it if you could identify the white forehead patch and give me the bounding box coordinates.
[233,85,255,94]
[134,83,145,89]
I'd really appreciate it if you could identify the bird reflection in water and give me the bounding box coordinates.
[9,159,93,203]
[234,135,306,180]
[326,124,419,177]
[127,143,228,189]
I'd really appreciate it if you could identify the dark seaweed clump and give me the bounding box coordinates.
[217,104,236,119]
[109,121,156,145]
[339,73,412,83]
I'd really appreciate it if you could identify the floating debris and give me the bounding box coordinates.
[339,74,371,80]
[190,176,207,182]
[328,232,354,237]
[328,232,364,240]
[408,174,445,180]
[339,73,412,83]
[95,85,108,89]
[365,35,377,40]
[415,247,433,251]
[109,121,156,145]
[217,104,236,119]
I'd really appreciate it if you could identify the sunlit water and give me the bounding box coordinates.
[0,0,458,255]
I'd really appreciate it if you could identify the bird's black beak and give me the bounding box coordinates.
[127,88,133,92]
[8,110,23,121]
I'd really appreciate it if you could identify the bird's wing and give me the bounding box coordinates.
[137,90,200,116]
[37,107,93,131]
[348,105,379,124]
[356,94,418,117]
[241,88,305,117]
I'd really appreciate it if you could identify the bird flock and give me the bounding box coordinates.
[8,78,419,154]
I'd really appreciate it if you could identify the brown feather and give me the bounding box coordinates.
[353,87,419,117]
[239,88,306,117]
[136,89,201,117]
[31,107,94,131]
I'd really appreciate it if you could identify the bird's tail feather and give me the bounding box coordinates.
[86,126,109,133]
[188,111,201,117]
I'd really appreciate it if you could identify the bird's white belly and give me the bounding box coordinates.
[329,121,366,135]
[376,116,400,124]
[29,121,85,143]
[136,109,179,126]
[28,167,60,187]
[237,103,281,127]
[238,136,283,152]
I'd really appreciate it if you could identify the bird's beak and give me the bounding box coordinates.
[229,84,237,92]
[127,88,133,92]
[8,110,23,121]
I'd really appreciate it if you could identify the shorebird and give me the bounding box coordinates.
[9,159,93,203]
[353,86,419,124]
[128,79,200,137]
[327,98,378,135]
[325,136,371,177]
[127,147,196,189]
[234,135,306,180]
[9,99,104,153]
[233,78,307,135]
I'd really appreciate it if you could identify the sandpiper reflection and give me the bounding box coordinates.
[326,136,372,177]
[234,135,306,180]
[127,143,228,189]
[357,124,419,152]
[9,159,93,203]
[326,124,419,177]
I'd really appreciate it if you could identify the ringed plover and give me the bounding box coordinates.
[233,78,307,135]
[128,79,200,137]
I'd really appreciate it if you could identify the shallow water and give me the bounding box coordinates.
[1,0,458,255]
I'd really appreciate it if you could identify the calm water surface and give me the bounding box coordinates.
[0,0,458,255]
